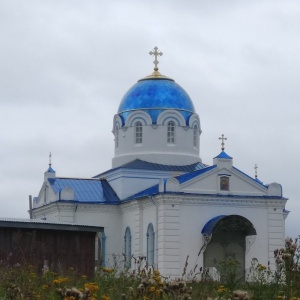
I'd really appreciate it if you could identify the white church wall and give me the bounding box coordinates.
[120,199,157,268]
[267,205,285,270]
[177,199,271,277]
[155,196,181,278]
[73,205,122,267]
[106,169,183,200]
[180,173,219,194]
[181,168,267,197]
[121,202,142,262]
[113,123,200,168]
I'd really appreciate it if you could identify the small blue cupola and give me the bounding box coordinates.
[213,135,233,168]
[44,153,56,181]
[213,151,233,168]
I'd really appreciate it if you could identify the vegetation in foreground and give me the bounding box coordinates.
[0,238,300,299]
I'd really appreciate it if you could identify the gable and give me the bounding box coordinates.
[177,166,270,197]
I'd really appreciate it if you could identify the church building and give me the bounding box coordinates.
[32,47,288,279]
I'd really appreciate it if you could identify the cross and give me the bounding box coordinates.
[49,152,52,167]
[218,134,227,151]
[254,164,258,178]
[149,46,163,71]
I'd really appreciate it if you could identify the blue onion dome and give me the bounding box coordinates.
[117,71,196,125]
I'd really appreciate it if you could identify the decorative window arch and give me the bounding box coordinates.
[124,227,131,268]
[135,121,143,144]
[146,223,155,266]
[220,176,230,191]
[115,124,119,148]
[167,121,175,144]
[193,124,198,147]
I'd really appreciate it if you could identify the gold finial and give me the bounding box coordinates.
[254,164,258,179]
[218,134,227,151]
[149,46,163,71]
[49,152,52,167]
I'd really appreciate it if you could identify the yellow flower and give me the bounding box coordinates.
[101,295,110,300]
[53,277,69,285]
[102,267,114,273]
[217,285,228,295]
[84,282,99,294]
[258,264,267,271]
[149,286,156,293]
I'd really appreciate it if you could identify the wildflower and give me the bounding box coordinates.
[217,285,228,296]
[149,286,156,293]
[53,277,69,285]
[84,282,99,294]
[102,267,114,273]
[257,264,267,271]
[101,295,110,300]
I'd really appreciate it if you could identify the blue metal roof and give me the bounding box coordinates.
[123,184,159,202]
[117,78,195,125]
[214,151,232,159]
[232,167,267,188]
[48,178,120,204]
[46,166,55,173]
[95,159,208,178]
[201,215,226,234]
[175,165,217,184]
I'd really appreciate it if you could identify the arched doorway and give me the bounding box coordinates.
[202,215,256,280]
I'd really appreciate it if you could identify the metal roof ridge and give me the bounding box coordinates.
[55,177,103,181]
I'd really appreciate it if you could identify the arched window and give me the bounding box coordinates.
[135,121,143,144]
[115,124,119,148]
[146,223,155,266]
[124,227,131,268]
[193,125,198,147]
[167,121,175,144]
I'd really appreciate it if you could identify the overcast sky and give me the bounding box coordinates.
[1,0,299,237]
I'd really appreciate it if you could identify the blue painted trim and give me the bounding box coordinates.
[146,223,155,266]
[201,215,226,234]
[102,232,106,267]
[129,117,148,126]
[233,166,267,188]
[162,117,181,126]
[124,227,132,268]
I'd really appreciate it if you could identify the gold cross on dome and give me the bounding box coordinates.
[49,152,52,167]
[149,46,163,71]
[254,164,258,178]
[218,134,227,151]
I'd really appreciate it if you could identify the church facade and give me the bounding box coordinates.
[32,48,288,279]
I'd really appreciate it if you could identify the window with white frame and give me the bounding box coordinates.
[146,223,155,266]
[115,124,119,148]
[167,121,175,144]
[124,227,131,268]
[193,124,198,147]
[135,121,143,144]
